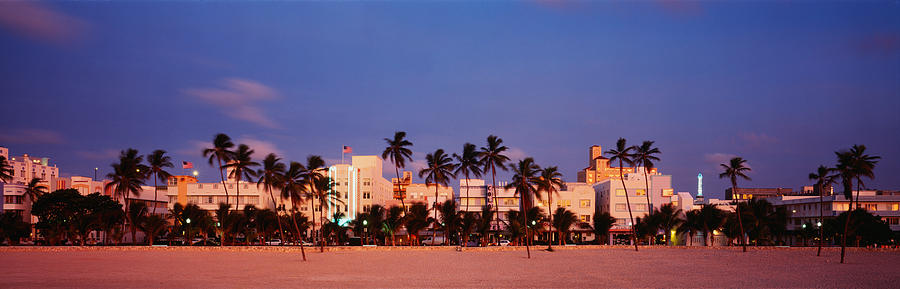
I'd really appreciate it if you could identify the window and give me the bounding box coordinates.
[541,200,549,207]
[560,200,572,207]
[635,204,647,212]
[892,203,899,211]
[864,204,877,211]
[615,189,626,196]
[885,217,899,225]
[363,192,371,199]
[635,189,645,196]
[580,215,590,222]
[662,189,673,197]
[207,196,213,204]
[198,184,203,189]
[834,203,850,211]
[615,203,626,211]
[580,199,591,208]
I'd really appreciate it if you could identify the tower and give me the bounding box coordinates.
[695,173,704,204]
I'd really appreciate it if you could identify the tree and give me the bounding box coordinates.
[404,202,432,246]
[256,153,287,243]
[536,166,563,250]
[633,215,658,246]
[551,208,578,246]
[419,149,457,243]
[679,209,703,246]
[140,214,169,246]
[438,200,461,246]
[505,157,541,258]
[697,204,726,246]
[808,165,836,256]
[382,131,414,214]
[299,155,328,251]
[23,177,48,205]
[605,138,639,251]
[454,143,483,213]
[224,144,259,209]
[146,150,173,215]
[737,198,787,246]
[0,211,30,245]
[719,156,751,252]
[105,149,148,204]
[322,212,349,246]
[460,212,478,247]
[382,205,404,246]
[0,156,13,183]
[478,135,510,237]
[310,176,343,251]
[592,210,616,245]
[366,205,386,245]
[653,203,683,246]
[280,161,308,261]
[835,145,879,263]
[476,205,495,246]
[632,141,661,216]
[505,210,526,246]
[127,201,148,244]
[202,133,236,206]
[256,209,280,244]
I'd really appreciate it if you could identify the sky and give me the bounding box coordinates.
[1,1,898,200]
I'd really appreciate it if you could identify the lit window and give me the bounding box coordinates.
[580,215,590,222]
[580,199,591,208]
[635,189,646,196]
[662,189,674,197]
[615,189,626,196]
[892,203,899,211]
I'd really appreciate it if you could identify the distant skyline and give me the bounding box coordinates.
[1,1,898,200]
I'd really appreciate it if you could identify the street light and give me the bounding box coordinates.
[817,222,822,227]
[94,168,98,181]
[192,170,199,177]
[363,220,367,226]
[802,224,807,229]
[186,218,191,224]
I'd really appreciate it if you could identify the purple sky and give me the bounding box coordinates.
[1,1,898,200]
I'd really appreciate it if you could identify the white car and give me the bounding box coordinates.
[265,239,282,246]
[421,236,445,246]
[499,240,511,246]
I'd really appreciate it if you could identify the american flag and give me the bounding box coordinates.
[182,161,193,169]
[342,146,352,153]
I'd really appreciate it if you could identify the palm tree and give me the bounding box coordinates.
[281,161,308,261]
[478,135,510,236]
[146,150,173,215]
[453,143,483,213]
[835,145,879,264]
[605,138,638,251]
[419,149,457,243]
[366,205,386,245]
[592,210,616,245]
[551,208,578,246]
[0,156,13,183]
[202,133,236,206]
[459,212,478,247]
[139,214,168,246]
[214,203,231,246]
[257,153,287,242]
[23,177,48,204]
[382,205,404,246]
[632,141,661,216]
[438,200,461,246]
[382,131,414,214]
[505,157,541,258]
[719,157,751,252]
[808,165,836,256]
[310,176,343,251]
[654,203,684,246]
[697,204,726,246]
[536,166,563,250]
[505,210,526,245]
[477,205,495,246]
[224,144,259,209]
[105,149,148,204]
[404,202,432,245]
[127,202,148,244]
[679,209,703,246]
[299,155,328,251]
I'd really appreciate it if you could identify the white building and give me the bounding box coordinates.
[770,190,900,232]
[593,169,675,243]
[1,147,60,223]
[165,174,273,212]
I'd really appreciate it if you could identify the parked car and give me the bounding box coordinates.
[498,240,511,246]
[192,239,220,246]
[301,241,314,246]
[421,236,445,246]
[265,239,282,246]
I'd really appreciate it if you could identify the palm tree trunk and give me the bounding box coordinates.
[218,157,230,207]
[491,165,500,242]
[153,174,159,215]
[619,163,638,252]
[288,197,307,261]
[817,182,824,257]
[548,193,554,251]
[733,182,747,252]
[395,166,406,216]
[840,183,857,264]
[644,170,652,217]
[267,185,287,243]
[464,176,470,213]
[235,175,241,210]
[431,185,438,245]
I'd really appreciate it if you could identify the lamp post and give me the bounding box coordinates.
[93,167,98,181]
[363,220,368,245]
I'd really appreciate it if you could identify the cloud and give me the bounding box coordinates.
[0,128,64,144]
[76,149,119,161]
[505,147,529,163]
[737,132,778,148]
[183,78,281,128]
[703,153,737,167]
[0,1,88,46]
[235,136,283,158]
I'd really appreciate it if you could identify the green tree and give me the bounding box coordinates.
[476,205,495,246]
[202,133,236,206]
[23,177,48,206]
[0,211,30,245]
[382,131,414,214]
[127,201,148,244]
[366,205,386,245]
[505,210,526,246]
[224,144,259,209]
[459,211,478,247]
[140,214,169,246]
[536,166,563,250]
[146,150,173,215]
[382,205,404,246]
[697,204,726,246]
[454,143,483,213]
[310,176,343,251]
[605,138,638,251]
[631,141,661,216]
[478,135,510,236]
[551,207,578,246]
[653,203,684,246]
[679,209,703,246]
[835,145,880,263]
[256,153,287,242]
[808,165,836,256]
[592,210,616,245]
[322,212,349,246]
[404,202,433,245]
[281,161,308,260]
[438,200,461,246]
[105,149,148,203]
[299,155,328,251]
[719,156,751,252]
[419,149,457,243]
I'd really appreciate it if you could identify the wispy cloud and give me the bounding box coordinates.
[76,149,119,161]
[505,147,529,163]
[235,136,283,158]
[737,132,778,148]
[0,1,88,46]
[183,78,281,128]
[0,128,64,144]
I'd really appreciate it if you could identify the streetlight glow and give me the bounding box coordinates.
[186,218,191,224]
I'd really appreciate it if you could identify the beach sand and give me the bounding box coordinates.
[0,246,897,288]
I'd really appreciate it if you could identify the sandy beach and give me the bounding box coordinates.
[1,246,897,288]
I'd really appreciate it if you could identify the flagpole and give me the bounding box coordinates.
[341,146,344,165]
